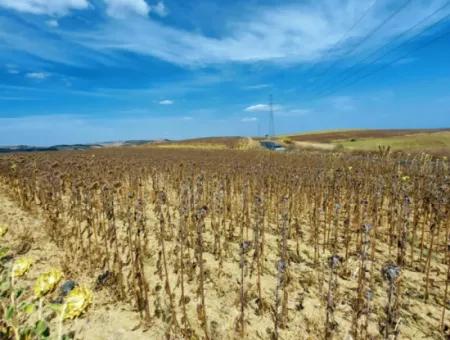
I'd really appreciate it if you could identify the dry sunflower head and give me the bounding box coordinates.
[63,287,93,319]
[12,257,33,278]
[34,269,63,298]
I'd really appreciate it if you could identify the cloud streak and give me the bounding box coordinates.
[1,0,449,68]
[104,0,150,19]
[0,0,89,16]
[159,99,174,105]
[241,117,258,122]
[26,72,49,80]
[73,0,450,66]
[245,104,270,112]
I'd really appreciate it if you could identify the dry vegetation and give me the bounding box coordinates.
[0,147,449,339]
[287,129,450,143]
[154,137,246,150]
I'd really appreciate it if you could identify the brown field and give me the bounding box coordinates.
[155,137,246,150]
[0,147,449,339]
[287,129,450,143]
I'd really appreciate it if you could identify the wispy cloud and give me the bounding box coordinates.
[104,0,150,19]
[46,19,59,28]
[1,0,448,68]
[245,104,270,112]
[159,99,174,105]
[244,84,271,90]
[151,1,168,17]
[72,0,450,66]
[26,72,49,80]
[5,64,19,74]
[0,0,90,16]
[241,117,258,122]
[245,104,282,112]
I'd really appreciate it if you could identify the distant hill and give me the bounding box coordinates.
[286,128,450,143]
[0,140,157,153]
[283,128,450,155]
[2,129,449,155]
[152,136,246,150]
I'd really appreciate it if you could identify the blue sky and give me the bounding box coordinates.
[0,0,450,146]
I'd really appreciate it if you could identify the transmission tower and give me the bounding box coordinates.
[269,94,275,139]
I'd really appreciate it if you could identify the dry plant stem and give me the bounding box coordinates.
[352,223,372,339]
[239,219,245,337]
[195,205,209,340]
[280,196,289,326]
[383,264,401,339]
[424,222,437,301]
[156,194,180,334]
[441,233,450,332]
[397,195,410,267]
[274,196,289,339]
[179,194,190,335]
[325,255,341,340]
[58,303,67,340]
[38,297,43,320]
[253,195,264,314]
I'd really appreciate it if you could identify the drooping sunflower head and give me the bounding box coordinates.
[12,257,33,279]
[63,286,93,319]
[34,269,64,298]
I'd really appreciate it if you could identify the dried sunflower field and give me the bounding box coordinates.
[0,147,449,339]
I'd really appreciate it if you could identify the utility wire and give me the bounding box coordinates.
[310,0,450,98]
[302,0,378,75]
[312,19,450,101]
[308,0,413,92]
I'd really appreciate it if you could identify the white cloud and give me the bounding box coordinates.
[5,64,19,74]
[244,104,282,112]
[46,19,59,28]
[104,0,150,18]
[245,104,270,112]
[159,99,173,105]
[73,0,450,66]
[241,117,258,122]
[1,0,448,69]
[151,1,167,17]
[26,72,49,80]
[0,0,89,16]
[244,84,271,90]
[182,116,192,121]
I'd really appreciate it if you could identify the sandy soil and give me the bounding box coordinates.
[1,181,448,340]
[0,184,149,340]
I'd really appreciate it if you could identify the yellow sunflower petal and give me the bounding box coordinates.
[34,269,63,298]
[0,225,7,237]
[12,257,33,278]
[63,287,93,319]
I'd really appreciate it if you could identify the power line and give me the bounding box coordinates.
[269,94,275,139]
[302,0,378,75]
[308,0,413,92]
[310,0,450,98]
[312,20,450,101]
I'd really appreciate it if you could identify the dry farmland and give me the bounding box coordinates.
[0,147,449,339]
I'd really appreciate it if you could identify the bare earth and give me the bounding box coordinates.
[0,184,149,340]
[1,179,448,339]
